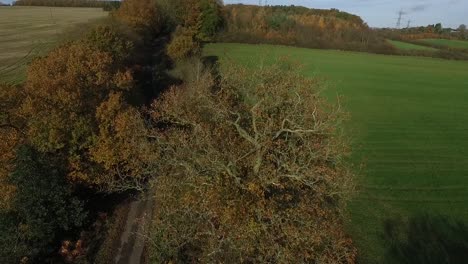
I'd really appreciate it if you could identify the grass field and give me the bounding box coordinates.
[0,6,107,84]
[204,43,468,263]
[419,38,468,49]
[388,40,437,51]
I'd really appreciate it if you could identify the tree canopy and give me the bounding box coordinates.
[114,0,162,34]
[149,60,356,263]
[1,146,86,262]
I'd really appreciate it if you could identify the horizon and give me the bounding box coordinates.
[1,0,467,29]
[225,0,467,29]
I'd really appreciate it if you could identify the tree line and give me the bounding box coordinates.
[0,0,356,263]
[377,23,468,60]
[0,3,156,261]
[387,23,468,41]
[217,4,395,54]
[13,0,121,10]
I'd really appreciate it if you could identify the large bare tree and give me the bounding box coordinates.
[149,59,356,263]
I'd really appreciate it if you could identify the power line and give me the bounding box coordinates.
[396,9,405,29]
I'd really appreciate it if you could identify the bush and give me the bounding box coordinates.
[149,60,356,263]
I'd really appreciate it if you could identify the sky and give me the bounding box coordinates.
[224,0,468,28]
[2,0,466,28]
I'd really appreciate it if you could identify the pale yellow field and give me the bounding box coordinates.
[0,6,107,83]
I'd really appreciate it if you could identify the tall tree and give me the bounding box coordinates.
[90,92,157,191]
[19,41,153,191]
[149,60,356,263]
[1,146,86,262]
[84,25,134,64]
[0,83,25,210]
[435,23,443,34]
[198,0,224,40]
[458,24,467,40]
[115,0,162,34]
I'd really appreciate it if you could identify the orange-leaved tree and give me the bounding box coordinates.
[115,0,162,34]
[91,91,157,191]
[166,27,200,61]
[20,42,154,191]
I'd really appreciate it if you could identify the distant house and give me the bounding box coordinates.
[0,2,10,6]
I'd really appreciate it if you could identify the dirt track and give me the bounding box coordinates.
[113,194,154,264]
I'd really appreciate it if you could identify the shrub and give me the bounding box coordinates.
[149,60,356,263]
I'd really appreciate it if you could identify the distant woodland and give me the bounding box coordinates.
[219,4,395,54]
[14,0,121,10]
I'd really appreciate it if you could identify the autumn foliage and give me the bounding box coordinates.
[149,60,356,263]
[166,27,200,61]
[0,83,24,210]
[0,1,170,260]
[162,0,224,61]
[219,5,394,54]
[19,41,154,191]
[114,0,161,33]
[0,1,361,262]
[13,0,121,10]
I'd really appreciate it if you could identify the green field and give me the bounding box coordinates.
[204,43,468,263]
[388,40,437,51]
[419,38,468,49]
[0,6,107,84]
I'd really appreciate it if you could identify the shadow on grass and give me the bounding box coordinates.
[383,215,468,264]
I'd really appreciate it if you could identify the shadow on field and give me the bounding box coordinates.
[383,215,468,264]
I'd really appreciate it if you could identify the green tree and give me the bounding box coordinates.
[458,24,467,40]
[435,23,443,34]
[198,0,224,40]
[1,146,86,262]
[0,212,27,263]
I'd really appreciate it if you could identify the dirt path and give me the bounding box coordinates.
[113,193,154,264]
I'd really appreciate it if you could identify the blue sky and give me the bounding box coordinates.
[224,0,467,28]
[2,0,466,28]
